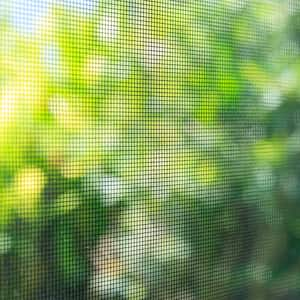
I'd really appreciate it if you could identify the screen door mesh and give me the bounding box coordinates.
[0,0,299,299]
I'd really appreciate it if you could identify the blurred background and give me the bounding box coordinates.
[0,0,300,299]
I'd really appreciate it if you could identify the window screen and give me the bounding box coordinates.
[0,0,299,299]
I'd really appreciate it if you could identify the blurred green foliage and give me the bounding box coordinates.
[0,0,300,299]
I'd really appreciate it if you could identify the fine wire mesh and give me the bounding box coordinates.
[0,0,299,299]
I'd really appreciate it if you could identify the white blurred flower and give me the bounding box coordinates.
[41,43,68,81]
[143,40,168,68]
[90,273,124,297]
[87,171,124,206]
[185,121,218,150]
[10,0,50,36]
[0,232,12,255]
[279,69,298,91]
[262,87,282,110]
[96,12,119,43]
[255,166,274,192]
[100,176,124,206]
[119,222,191,273]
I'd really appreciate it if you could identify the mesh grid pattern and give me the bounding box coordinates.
[0,0,299,299]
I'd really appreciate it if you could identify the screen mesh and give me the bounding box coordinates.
[0,0,299,299]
